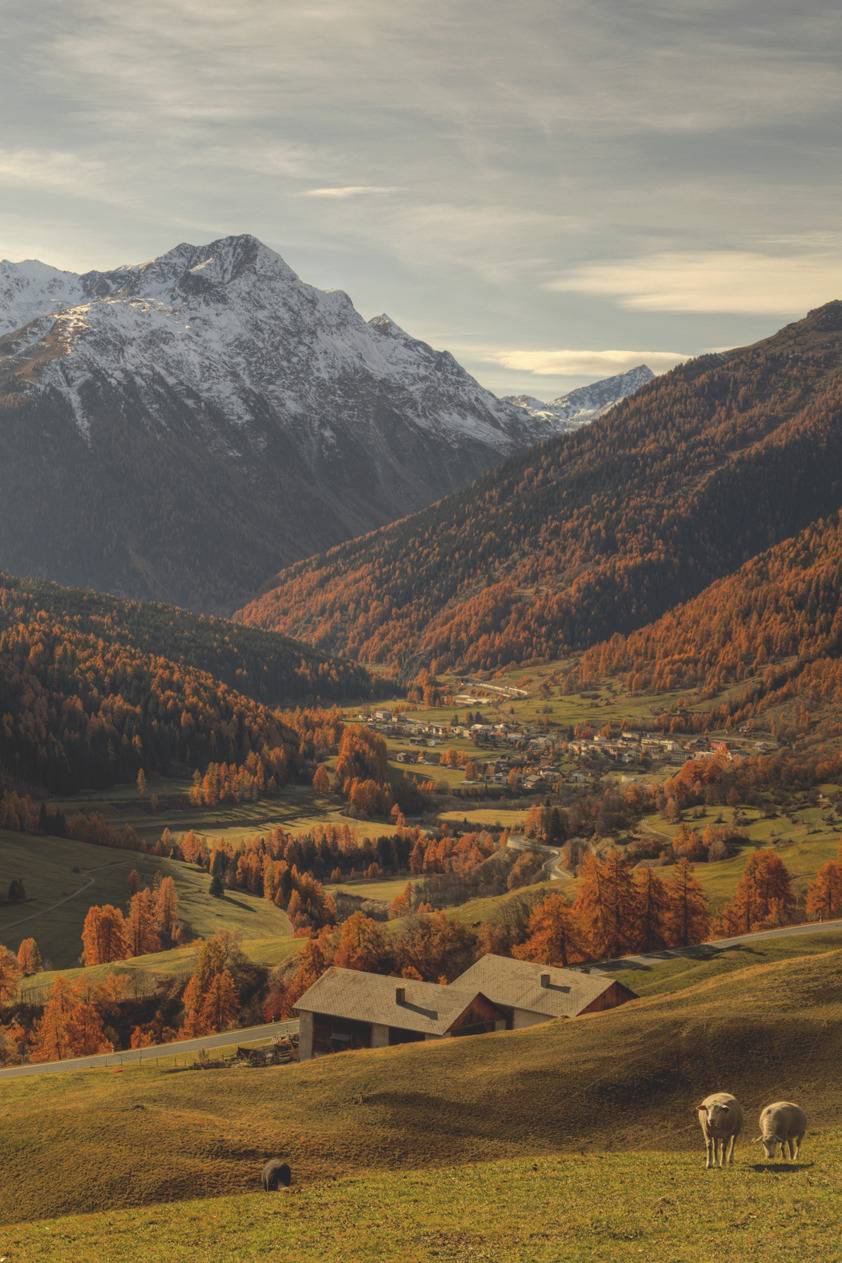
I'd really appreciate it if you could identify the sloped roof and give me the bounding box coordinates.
[294,966,492,1035]
[452,955,627,1019]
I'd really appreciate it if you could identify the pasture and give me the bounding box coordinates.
[0,830,292,968]
[3,943,840,1238]
[3,1142,839,1262]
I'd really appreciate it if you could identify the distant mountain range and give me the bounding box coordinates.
[504,364,655,429]
[0,234,559,611]
[238,302,842,676]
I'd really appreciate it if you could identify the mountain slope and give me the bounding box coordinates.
[239,303,842,673]
[505,363,654,429]
[572,510,842,738]
[0,570,378,793]
[576,510,842,696]
[0,235,542,611]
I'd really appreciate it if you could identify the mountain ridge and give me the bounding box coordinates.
[0,234,544,611]
[237,302,842,674]
[504,363,655,428]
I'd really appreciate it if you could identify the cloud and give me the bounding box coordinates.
[303,185,399,199]
[549,249,842,315]
[487,348,688,377]
[0,148,108,197]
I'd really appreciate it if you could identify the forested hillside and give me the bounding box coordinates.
[240,303,842,675]
[570,511,842,739]
[0,572,378,707]
[0,572,379,794]
[575,511,841,694]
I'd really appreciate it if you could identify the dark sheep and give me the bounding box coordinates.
[261,1159,292,1191]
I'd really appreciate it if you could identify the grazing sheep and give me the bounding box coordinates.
[756,1101,807,1161]
[696,1092,743,1169]
[261,1159,292,1191]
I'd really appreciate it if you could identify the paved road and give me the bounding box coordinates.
[586,917,842,975]
[0,1019,299,1080]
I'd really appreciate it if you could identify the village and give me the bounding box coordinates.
[353,685,776,801]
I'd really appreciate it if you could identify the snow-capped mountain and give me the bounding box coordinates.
[0,234,542,611]
[505,364,655,431]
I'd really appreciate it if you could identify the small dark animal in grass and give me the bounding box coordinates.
[261,1160,292,1191]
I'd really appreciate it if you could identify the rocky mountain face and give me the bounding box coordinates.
[504,364,654,429]
[0,234,543,611]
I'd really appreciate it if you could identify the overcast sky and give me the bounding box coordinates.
[3,0,842,396]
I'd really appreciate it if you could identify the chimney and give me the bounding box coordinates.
[395,986,406,1005]
[540,972,551,989]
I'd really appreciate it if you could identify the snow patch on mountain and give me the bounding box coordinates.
[1,234,538,451]
[504,364,655,431]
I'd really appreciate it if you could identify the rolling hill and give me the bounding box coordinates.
[1,943,840,1246]
[239,302,842,675]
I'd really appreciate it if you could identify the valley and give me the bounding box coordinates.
[1,279,841,1261]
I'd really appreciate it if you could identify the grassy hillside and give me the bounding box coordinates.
[2,945,840,1230]
[0,830,292,967]
[4,1141,840,1262]
[240,302,842,674]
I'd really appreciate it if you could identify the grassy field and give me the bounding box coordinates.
[438,807,528,829]
[17,932,302,1001]
[4,942,840,1236]
[4,1140,840,1262]
[54,779,393,845]
[327,876,416,902]
[0,830,292,968]
[597,927,842,996]
[403,665,692,730]
[640,798,842,908]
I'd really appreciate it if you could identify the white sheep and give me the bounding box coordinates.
[756,1101,807,1161]
[696,1092,743,1169]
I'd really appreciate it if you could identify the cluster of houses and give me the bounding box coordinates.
[294,953,636,1059]
[356,708,773,802]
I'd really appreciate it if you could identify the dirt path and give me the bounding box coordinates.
[0,857,129,935]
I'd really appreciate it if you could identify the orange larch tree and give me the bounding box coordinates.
[16,937,42,977]
[512,893,582,966]
[666,859,710,947]
[81,904,130,966]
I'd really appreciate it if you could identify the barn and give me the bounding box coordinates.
[295,966,508,1060]
[452,955,636,1028]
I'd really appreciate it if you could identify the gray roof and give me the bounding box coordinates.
[452,954,625,1019]
[294,966,492,1036]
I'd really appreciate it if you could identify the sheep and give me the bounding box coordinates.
[261,1159,292,1191]
[695,1092,743,1169]
[756,1101,807,1161]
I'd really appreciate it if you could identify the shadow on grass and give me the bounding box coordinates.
[218,895,258,913]
[748,1162,813,1173]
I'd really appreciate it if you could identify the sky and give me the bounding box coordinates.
[2,0,842,397]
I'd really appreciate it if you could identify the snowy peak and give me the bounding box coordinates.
[0,233,545,611]
[504,364,655,431]
[0,258,85,336]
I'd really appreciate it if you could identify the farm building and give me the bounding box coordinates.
[451,955,636,1029]
[295,956,636,1058]
[295,967,508,1059]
